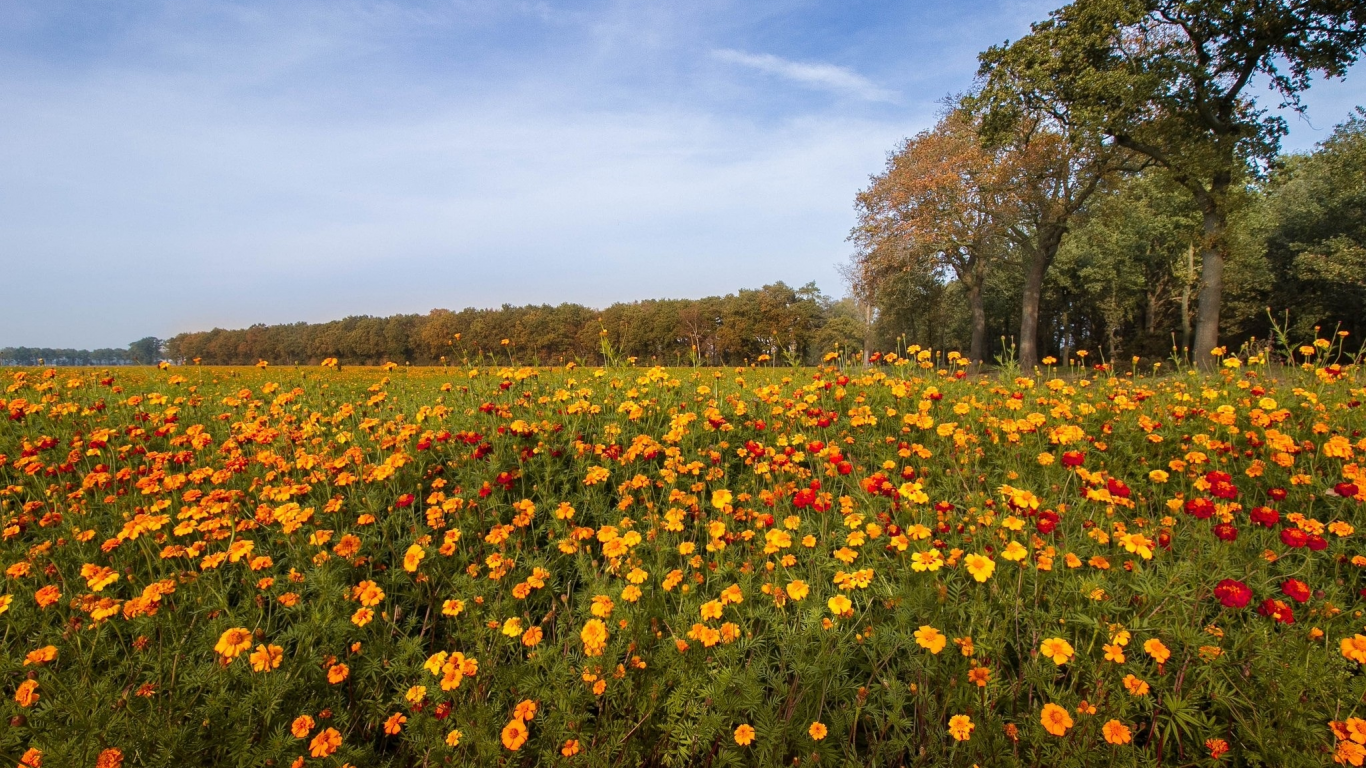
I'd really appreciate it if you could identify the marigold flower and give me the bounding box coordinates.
[1040,703,1073,736]
[291,715,315,738]
[1123,674,1150,696]
[827,594,853,617]
[383,712,406,735]
[1140,637,1170,664]
[501,718,530,750]
[94,749,123,768]
[1102,719,1132,745]
[562,739,582,756]
[964,553,995,582]
[948,714,974,741]
[809,721,827,740]
[514,699,538,721]
[445,729,463,746]
[309,728,342,758]
[914,625,947,654]
[733,723,756,746]
[327,662,349,684]
[581,619,609,656]
[786,580,809,600]
[24,646,57,666]
[1342,634,1366,664]
[214,627,252,660]
[1039,637,1074,666]
[15,679,39,707]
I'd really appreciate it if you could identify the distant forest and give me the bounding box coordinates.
[162,282,865,367]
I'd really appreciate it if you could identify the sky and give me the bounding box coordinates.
[2,0,1362,349]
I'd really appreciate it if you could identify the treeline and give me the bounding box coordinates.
[164,282,866,366]
[849,0,1366,370]
[0,337,162,367]
[0,347,138,366]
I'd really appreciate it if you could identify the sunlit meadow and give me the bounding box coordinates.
[4,341,1366,767]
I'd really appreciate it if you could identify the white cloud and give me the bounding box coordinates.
[712,49,897,102]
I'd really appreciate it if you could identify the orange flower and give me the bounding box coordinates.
[94,748,123,768]
[309,728,342,758]
[581,619,609,656]
[24,646,57,666]
[249,644,283,672]
[1039,638,1074,666]
[1040,703,1073,736]
[561,739,582,756]
[1103,719,1132,745]
[383,712,407,735]
[1144,638,1172,664]
[809,721,828,740]
[18,748,42,768]
[914,625,947,654]
[328,663,350,684]
[1123,674,1150,696]
[291,715,315,738]
[514,699,538,721]
[34,584,60,608]
[214,627,252,660]
[521,626,544,646]
[501,718,530,751]
[402,544,425,572]
[734,724,756,746]
[15,679,39,707]
[948,714,974,741]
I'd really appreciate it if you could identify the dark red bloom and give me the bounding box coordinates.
[1185,497,1216,520]
[1214,579,1252,609]
[1061,451,1085,468]
[1249,506,1279,528]
[395,493,415,508]
[1269,487,1288,501]
[1307,534,1328,551]
[1336,482,1360,498]
[1280,528,1309,548]
[1257,598,1295,624]
[1035,509,1060,535]
[1212,523,1238,542]
[1280,579,1311,603]
[1106,478,1132,499]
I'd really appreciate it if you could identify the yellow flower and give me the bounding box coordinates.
[1001,541,1028,562]
[948,714,974,741]
[911,549,943,572]
[1039,637,1074,666]
[964,553,995,582]
[1040,703,1073,736]
[581,619,609,656]
[711,489,734,509]
[785,580,810,600]
[402,544,425,572]
[827,594,853,617]
[1148,469,1169,483]
[914,625,947,654]
[445,729,463,747]
[808,721,827,740]
[733,724,756,746]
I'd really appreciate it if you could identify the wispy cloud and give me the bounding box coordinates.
[712,49,897,102]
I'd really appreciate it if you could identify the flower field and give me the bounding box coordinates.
[3,352,1366,767]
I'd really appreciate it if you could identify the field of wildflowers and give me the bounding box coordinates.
[3,345,1366,767]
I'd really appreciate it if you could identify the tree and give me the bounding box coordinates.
[980,0,1366,367]
[849,108,1012,363]
[128,337,163,365]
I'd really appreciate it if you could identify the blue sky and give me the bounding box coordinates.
[2,0,1362,348]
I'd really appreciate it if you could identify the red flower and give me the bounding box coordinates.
[1280,579,1310,603]
[1212,523,1238,542]
[1249,506,1279,527]
[1185,497,1216,520]
[1269,487,1288,501]
[1061,451,1085,468]
[1214,579,1252,609]
[395,494,415,508]
[1307,534,1328,551]
[1257,598,1294,624]
[1279,528,1308,548]
[1335,482,1360,498]
[1106,478,1131,499]
[1035,509,1059,535]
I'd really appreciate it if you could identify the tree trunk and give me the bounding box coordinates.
[1192,179,1228,371]
[968,280,987,366]
[1018,226,1065,372]
[1180,244,1193,358]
